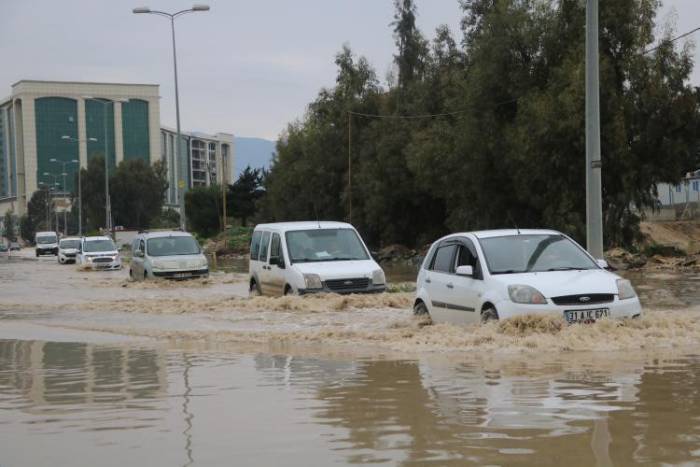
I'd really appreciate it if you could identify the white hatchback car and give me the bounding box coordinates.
[129,231,208,280]
[249,221,386,296]
[415,229,642,324]
[77,236,122,270]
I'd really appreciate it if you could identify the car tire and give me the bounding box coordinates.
[481,306,499,323]
[129,268,134,279]
[249,281,261,298]
[35,250,39,257]
[413,301,429,316]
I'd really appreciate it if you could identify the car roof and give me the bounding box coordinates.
[138,230,193,239]
[36,231,57,236]
[60,237,81,241]
[440,229,563,242]
[254,221,355,232]
[83,236,112,241]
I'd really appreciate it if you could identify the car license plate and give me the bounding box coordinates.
[174,272,191,279]
[564,308,609,324]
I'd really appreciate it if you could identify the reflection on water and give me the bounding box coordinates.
[3,338,700,465]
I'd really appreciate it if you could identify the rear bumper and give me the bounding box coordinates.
[298,284,386,295]
[153,268,209,279]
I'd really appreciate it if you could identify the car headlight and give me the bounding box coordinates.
[372,269,386,285]
[616,279,637,300]
[303,273,323,290]
[508,285,547,304]
[199,258,208,268]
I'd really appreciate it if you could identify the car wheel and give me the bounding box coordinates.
[249,281,261,298]
[35,250,39,257]
[413,301,429,316]
[481,306,499,323]
[283,285,294,296]
[129,268,134,279]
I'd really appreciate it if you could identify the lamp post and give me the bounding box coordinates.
[50,158,78,235]
[42,174,62,232]
[82,97,129,238]
[133,4,210,231]
[38,182,58,231]
[62,136,98,236]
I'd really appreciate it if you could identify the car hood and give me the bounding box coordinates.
[490,269,619,297]
[84,251,118,257]
[60,248,79,253]
[292,260,380,279]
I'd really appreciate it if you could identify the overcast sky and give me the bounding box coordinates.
[0,1,698,140]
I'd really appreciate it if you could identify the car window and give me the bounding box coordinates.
[285,228,369,263]
[431,245,457,273]
[83,239,116,252]
[250,231,262,261]
[270,233,281,262]
[139,239,145,254]
[259,231,271,263]
[147,236,200,256]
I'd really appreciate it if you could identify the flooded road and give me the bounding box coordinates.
[3,252,700,465]
[3,335,700,466]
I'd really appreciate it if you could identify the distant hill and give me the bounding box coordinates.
[234,137,276,178]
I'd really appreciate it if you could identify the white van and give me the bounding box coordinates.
[130,230,208,280]
[35,231,58,256]
[249,221,386,296]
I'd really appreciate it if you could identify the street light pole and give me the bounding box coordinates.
[586,0,604,259]
[133,4,210,231]
[62,136,97,236]
[82,97,129,238]
[50,158,78,235]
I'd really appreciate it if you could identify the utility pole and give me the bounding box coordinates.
[348,112,352,224]
[586,0,604,259]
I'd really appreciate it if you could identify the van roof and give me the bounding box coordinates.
[35,231,57,236]
[83,236,113,241]
[253,221,355,233]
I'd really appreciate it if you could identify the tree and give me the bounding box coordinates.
[26,189,54,233]
[185,185,221,237]
[227,166,265,226]
[110,159,168,229]
[81,156,106,230]
[259,0,700,250]
[3,210,16,241]
[20,215,35,243]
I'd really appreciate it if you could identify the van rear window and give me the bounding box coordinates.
[250,231,262,261]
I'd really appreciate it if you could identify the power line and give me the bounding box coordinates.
[643,27,700,55]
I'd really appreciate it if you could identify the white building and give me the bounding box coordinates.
[0,80,234,220]
[656,169,700,207]
[160,127,234,207]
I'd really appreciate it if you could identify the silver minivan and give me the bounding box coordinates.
[130,231,208,280]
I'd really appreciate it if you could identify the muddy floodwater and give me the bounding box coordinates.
[3,252,700,465]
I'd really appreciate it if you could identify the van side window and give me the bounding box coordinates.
[259,231,271,262]
[269,233,281,264]
[139,239,145,254]
[431,245,457,273]
[250,231,262,261]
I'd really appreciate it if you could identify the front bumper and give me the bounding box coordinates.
[87,259,122,270]
[298,283,387,295]
[37,247,58,255]
[495,296,642,321]
[153,268,209,279]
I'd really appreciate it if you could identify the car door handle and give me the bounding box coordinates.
[446,283,454,289]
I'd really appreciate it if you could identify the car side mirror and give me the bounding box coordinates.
[135,250,144,258]
[456,265,474,277]
[596,259,609,269]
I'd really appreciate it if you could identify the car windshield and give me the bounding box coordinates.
[146,236,201,256]
[479,234,597,274]
[286,228,369,263]
[60,240,80,249]
[37,235,57,244]
[83,239,116,253]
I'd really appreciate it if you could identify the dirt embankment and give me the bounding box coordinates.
[607,221,700,272]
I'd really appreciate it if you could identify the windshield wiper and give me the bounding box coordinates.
[491,269,524,275]
[546,267,589,271]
